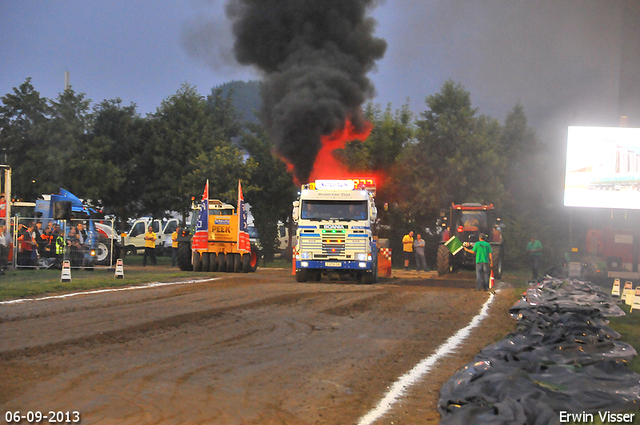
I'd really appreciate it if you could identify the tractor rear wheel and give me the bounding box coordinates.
[177,241,192,271]
[437,244,451,276]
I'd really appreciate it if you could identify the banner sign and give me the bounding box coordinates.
[237,180,250,252]
[192,181,209,250]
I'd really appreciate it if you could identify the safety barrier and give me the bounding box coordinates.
[438,277,639,424]
[10,217,119,269]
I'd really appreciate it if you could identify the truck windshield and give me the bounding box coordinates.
[300,200,367,221]
[209,209,234,215]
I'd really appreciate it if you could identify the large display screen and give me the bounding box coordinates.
[565,126,640,209]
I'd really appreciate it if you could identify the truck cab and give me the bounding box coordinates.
[292,179,378,283]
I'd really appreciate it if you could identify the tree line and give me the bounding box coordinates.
[0,78,568,268]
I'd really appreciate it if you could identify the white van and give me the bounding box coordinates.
[121,217,179,255]
[248,222,290,258]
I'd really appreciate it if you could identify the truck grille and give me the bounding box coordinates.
[322,235,345,255]
[299,234,368,259]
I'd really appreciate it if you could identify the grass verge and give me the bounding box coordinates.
[0,254,194,301]
[0,254,293,302]
[609,303,640,374]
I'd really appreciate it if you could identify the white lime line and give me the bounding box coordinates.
[0,278,220,305]
[356,291,496,425]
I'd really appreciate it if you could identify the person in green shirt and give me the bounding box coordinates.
[526,236,543,279]
[464,234,493,291]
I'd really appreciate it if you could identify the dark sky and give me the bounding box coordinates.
[2,0,639,143]
[370,0,640,142]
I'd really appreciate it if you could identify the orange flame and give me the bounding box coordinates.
[281,119,386,187]
[306,119,372,184]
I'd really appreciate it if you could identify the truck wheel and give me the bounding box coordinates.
[249,246,259,273]
[193,251,202,272]
[296,269,307,282]
[96,241,110,266]
[217,253,226,272]
[233,253,242,273]
[361,271,374,284]
[437,244,451,276]
[209,252,218,272]
[371,252,379,283]
[242,253,251,273]
[225,253,234,272]
[124,245,136,256]
[177,241,192,271]
[492,245,503,279]
[373,260,378,283]
[202,252,210,272]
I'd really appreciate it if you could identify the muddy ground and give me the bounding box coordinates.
[0,268,516,424]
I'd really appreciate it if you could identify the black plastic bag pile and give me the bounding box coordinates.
[438,277,640,425]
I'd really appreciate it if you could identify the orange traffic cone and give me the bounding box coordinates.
[490,269,495,289]
[292,250,297,276]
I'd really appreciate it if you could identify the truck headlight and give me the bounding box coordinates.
[356,252,367,261]
[300,252,312,260]
[300,261,309,267]
[359,262,367,268]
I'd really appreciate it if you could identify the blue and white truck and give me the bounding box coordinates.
[292,179,378,283]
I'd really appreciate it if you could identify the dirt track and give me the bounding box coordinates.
[0,269,515,424]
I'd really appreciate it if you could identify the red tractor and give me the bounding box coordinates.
[437,203,504,278]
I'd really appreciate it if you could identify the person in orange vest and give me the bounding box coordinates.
[34,221,47,254]
[0,224,8,274]
[0,193,6,225]
[17,222,37,266]
[66,227,82,267]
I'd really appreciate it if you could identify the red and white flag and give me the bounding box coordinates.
[237,180,250,252]
[192,180,209,250]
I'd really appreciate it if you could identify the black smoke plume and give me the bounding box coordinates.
[226,0,387,183]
